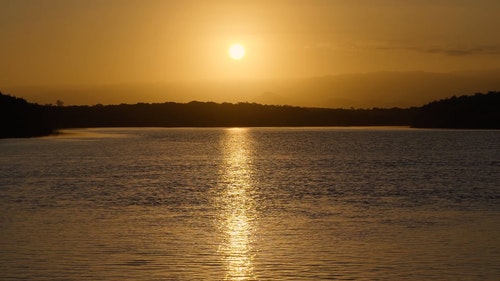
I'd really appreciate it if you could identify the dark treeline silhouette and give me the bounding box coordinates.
[1,91,499,138]
[0,93,53,138]
[47,102,417,128]
[412,91,500,129]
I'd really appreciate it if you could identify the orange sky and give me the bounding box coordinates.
[1,0,500,106]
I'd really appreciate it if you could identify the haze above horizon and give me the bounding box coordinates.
[1,0,500,107]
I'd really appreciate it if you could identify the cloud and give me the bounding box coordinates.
[334,41,500,56]
[420,46,500,56]
[304,42,334,50]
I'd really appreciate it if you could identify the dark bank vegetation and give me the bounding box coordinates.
[0,93,54,138]
[1,91,499,138]
[412,91,500,129]
[48,102,417,128]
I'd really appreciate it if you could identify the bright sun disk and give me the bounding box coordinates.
[229,44,246,60]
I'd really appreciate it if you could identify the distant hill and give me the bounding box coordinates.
[4,69,500,108]
[288,70,500,108]
[412,91,500,129]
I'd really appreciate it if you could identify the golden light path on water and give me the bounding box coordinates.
[218,128,257,281]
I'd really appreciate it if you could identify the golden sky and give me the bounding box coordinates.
[1,0,500,89]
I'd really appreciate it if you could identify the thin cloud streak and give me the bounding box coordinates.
[308,41,500,57]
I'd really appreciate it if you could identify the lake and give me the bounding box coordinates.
[0,127,499,280]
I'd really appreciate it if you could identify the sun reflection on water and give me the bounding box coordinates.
[218,128,257,281]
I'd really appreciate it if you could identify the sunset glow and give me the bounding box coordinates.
[1,1,499,279]
[1,0,499,107]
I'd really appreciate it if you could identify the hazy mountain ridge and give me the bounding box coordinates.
[4,69,500,108]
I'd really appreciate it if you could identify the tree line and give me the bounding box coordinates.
[1,91,498,138]
[0,93,54,138]
[411,91,500,129]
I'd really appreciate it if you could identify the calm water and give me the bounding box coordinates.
[0,127,499,280]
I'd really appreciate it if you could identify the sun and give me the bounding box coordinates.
[229,44,246,60]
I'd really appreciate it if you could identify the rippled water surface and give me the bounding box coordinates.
[1,127,499,280]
